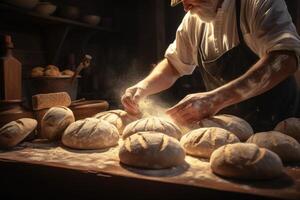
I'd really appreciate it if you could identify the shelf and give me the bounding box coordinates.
[0,3,115,32]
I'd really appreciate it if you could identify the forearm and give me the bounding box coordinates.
[210,51,298,109]
[137,58,181,96]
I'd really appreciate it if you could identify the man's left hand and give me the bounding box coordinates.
[166,92,222,126]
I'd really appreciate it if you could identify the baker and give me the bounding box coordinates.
[121,0,300,131]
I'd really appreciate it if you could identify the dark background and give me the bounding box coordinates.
[0,0,299,108]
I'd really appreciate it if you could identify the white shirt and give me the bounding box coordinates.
[165,0,300,76]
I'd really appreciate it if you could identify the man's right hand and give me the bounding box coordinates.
[121,84,147,115]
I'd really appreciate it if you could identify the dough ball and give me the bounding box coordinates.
[210,143,283,180]
[0,118,37,148]
[61,70,75,76]
[119,132,185,169]
[247,131,300,163]
[180,127,240,158]
[94,110,139,134]
[31,67,44,77]
[274,118,300,143]
[122,117,182,140]
[41,106,75,141]
[62,118,119,150]
[198,114,253,142]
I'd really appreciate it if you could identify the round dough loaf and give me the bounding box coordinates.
[44,65,60,77]
[274,118,300,143]
[210,143,283,180]
[122,117,182,140]
[61,70,75,76]
[0,118,37,149]
[44,69,60,77]
[180,127,240,158]
[31,67,44,77]
[45,65,59,71]
[94,110,139,134]
[41,106,75,141]
[119,132,185,169]
[246,131,300,163]
[198,114,253,142]
[62,118,119,150]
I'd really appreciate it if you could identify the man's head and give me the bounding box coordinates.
[171,0,182,7]
[171,0,222,22]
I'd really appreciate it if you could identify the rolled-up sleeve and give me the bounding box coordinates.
[165,13,199,76]
[248,0,300,68]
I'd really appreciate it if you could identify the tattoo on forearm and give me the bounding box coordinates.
[233,55,288,99]
[270,55,289,72]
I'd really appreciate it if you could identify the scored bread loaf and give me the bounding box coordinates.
[210,143,283,180]
[93,109,139,134]
[32,92,72,111]
[122,117,182,140]
[0,118,37,149]
[246,131,300,163]
[274,118,300,143]
[198,114,253,142]
[119,132,185,169]
[180,127,240,158]
[62,118,119,150]
[41,106,75,141]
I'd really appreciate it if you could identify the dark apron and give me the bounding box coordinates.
[197,0,299,132]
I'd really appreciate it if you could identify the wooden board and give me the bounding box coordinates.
[0,140,299,200]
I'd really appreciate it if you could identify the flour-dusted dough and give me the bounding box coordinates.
[0,118,37,148]
[210,143,283,180]
[198,114,253,142]
[122,117,182,140]
[62,118,119,150]
[180,127,240,158]
[247,131,300,163]
[274,118,300,143]
[94,109,139,134]
[41,106,75,141]
[119,132,185,169]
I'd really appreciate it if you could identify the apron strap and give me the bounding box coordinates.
[235,0,245,45]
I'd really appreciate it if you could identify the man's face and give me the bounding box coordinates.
[182,0,220,22]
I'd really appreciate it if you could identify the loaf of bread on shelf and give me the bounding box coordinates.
[0,118,37,149]
[31,66,44,77]
[61,69,75,76]
[44,65,60,77]
[62,118,119,150]
[198,114,253,142]
[119,132,185,169]
[247,131,300,163]
[180,127,240,158]
[210,143,283,180]
[122,117,182,140]
[41,106,75,141]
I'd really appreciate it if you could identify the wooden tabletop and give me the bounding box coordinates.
[0,140,299,200]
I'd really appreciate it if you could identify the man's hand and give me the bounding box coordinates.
[121,84,147,115]
[166,92,222,126]
[121,59,181,115]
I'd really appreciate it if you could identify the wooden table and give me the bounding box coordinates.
[0,140,299,200]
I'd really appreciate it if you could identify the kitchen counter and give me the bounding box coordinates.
[0,140,299,200]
